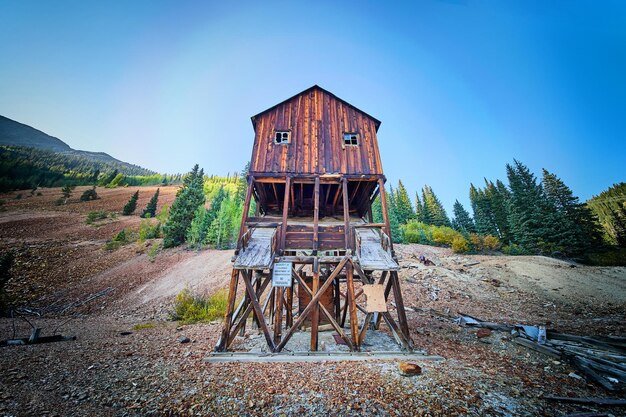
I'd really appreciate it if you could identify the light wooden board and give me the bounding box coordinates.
[234,228,276,270]
[362,284,387,313]
[356,228,400,271]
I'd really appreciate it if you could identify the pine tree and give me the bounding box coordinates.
[484,179,512,241]
[542,169,602,255]
[394,180,414,225]
[371,195,383,223]
[506,160,549,252]
[452,200,475,234]
[163,164,206,247]
[469,184,498,236]
[422,185,450,227]
[587,183,626,247]
[122,191,139,215]
[414,192,424,223]
[141,188,160,218]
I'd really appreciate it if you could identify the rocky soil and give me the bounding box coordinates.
[0,187,624,416]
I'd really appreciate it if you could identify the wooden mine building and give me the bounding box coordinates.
[215,85,413,352]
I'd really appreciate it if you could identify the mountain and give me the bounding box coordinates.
[0,115,153,173]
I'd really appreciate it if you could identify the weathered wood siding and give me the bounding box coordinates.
[250,87,383,175]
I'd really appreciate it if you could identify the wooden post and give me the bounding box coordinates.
[285,285,293,328]
[252,270,261,329]
[279,176,291,254]
[346,261,360,351]
[342,178,351,250]
[236,176,254,253]
[313,177,320,254]
[273,287,284,344]
[377,178,394,252]
[311,257,320,351]
[215,269,240,351]
[391,271,411,346]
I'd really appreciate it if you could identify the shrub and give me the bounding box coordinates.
[482,235,501,251]
[104,228,134,250]
[36,192,42,196]
[80,186,99,201]
[502,243,528,256]
[156,204,169,223]
[431,226,459,246]
[15,194,22,200]
[172,288,229,324]
[86,210,108,224]
[147,242,161,261]
[133,322,155,330]
[138,218,161,242]
[452,236,470,253]
[61,184,75,203]
[0,251,14,313]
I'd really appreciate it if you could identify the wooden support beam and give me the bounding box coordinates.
[276,257,349,352]
[331,183,342,214]
[313,177,320,253]
[311,257,320,351]
[333,273,341,321]
[359,313,373,346]
[241,270,276,352]
[292,267,354,350]
[227,276,272,346]
[377,178,394,252]
[391,271,412,347]
[342,178,351,249]
[279,176,291,254]
[374,271,390,330]
[273,287,284,344]
[215,269,240,352]
[285,286,293,328]
[382,311,411,350]
[346,261,360,351]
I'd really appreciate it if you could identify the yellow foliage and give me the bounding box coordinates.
[452,236,470,253]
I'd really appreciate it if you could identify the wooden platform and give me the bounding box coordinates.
[355,228,399,271]
[233,228,276,270]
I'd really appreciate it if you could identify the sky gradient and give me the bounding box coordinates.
[1,0,624,213]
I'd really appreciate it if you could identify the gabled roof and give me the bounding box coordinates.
[250,85,382,132]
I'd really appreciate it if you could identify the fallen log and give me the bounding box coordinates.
[1,335,76,347]
[513,337,561,359]
[543,396,626,406]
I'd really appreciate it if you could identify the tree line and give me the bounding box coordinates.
[0,145,182,191]
[377,159,622,259]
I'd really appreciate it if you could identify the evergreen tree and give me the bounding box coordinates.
[414,192,424,223]
[484,179,512,241]
[371,195,383,223]
[452,200,475,234]
[394,180,414,224]
[587,183,626,246]
[61,184,75,204]
[469,184,498,236]
[422,185,450,227]
[122,191,139,215]
[542,169,602,255]
[141,188,160,218]
[163,164,206,247]
[506,160,549,252]
[186,205,210,248]
[80,186,98,201]
[421,189,433,225]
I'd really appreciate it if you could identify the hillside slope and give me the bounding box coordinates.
[0,114,152,173]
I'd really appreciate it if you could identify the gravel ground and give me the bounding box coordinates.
[0,187,624,416]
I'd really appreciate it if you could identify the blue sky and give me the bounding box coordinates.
[1,0,624,213]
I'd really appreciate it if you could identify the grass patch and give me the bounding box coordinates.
[147,241,161,261]
[86,210,109,224]
[133,322,155,330]
[172,288,229,325]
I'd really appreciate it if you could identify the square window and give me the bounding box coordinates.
[343,132,359,146]
[274,131,290,144]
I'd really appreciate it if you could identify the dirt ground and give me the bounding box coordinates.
[0,186,625,417]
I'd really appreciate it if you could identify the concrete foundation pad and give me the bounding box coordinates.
[204,351,444,363]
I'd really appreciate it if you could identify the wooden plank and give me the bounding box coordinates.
[543,396,626,406]
[391,271,411,346]
[311,258,319,352]
[313,177,320,253]
[346,261,360,351]
[279,176,291,254]
[215,269,240,352]
[342,178,351,249]
[273,287,284,344]
[241,270,276,352]
[227,275,272,345]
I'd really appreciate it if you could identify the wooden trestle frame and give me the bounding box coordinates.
[215,174,413,353]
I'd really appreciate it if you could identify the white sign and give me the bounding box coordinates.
[272,262,293,287]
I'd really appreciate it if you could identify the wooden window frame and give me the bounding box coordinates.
[343,132,360,147]
[274,130,291,145]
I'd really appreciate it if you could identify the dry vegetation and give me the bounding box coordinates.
[0,187,624,416]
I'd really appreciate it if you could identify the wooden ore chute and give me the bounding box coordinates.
[215,85,413,353]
